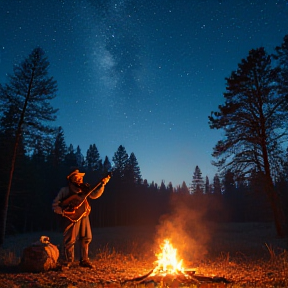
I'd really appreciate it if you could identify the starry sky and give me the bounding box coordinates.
[1,0,288,187]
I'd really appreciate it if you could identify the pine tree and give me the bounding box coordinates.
[167,182,173,192]
[180,181,190,195]
[213,174,222,196]
[46,126,67,211]
[273,36,288,228]
[159,180,166,192]
[205,176,210,194]
[65,144,77,167]
[103,156,112,173]
[127,152,142,185]
[222,170,236,195]
[112,145,129,180]
[208,47,288,237]
[51,126,67,167]
[190,165,204,194]
[273,34,288,112]
[75,145,84,168]
[0,47,58,245]
[85,144,101,171]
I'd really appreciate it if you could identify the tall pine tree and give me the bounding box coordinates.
[273,34,288,112]
[85,144,101,171]
[127,152,142,185]
[208,47,288,237]
[112,145,129,181]
[190,165,204,194]
[0,47,58,245]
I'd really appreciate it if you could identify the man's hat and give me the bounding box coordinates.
[67,169,85,180]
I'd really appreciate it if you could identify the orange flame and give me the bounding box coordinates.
[152,239,184,275]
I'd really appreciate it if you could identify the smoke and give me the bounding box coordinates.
[154,194,216,266]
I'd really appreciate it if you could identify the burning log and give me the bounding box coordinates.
[185,270,230,284]
[123,269,155,283]
[124,239,230,285]
[124,268,230,285]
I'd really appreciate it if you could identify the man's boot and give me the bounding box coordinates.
[63,245,74,268]
[79,242,94,268]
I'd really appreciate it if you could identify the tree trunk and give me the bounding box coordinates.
[263,168,285,237]
[0,68,35,246]
[268,183,285,238]
[0,207,7,246]
[0,136,19,245]
[261,127,285,237]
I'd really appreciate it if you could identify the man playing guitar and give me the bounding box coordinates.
[52,168,110,268]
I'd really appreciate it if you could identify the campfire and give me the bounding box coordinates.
[125,238,230,285]
[151,238,185,276]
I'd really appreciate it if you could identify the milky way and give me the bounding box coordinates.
[1,0,288,186]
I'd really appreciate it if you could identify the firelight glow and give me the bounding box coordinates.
[152,239,184,275]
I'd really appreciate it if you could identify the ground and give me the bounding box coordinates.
[0,223,287,287]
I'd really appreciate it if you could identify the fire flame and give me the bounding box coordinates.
[152,239,184,275]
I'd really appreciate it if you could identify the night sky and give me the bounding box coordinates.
[1,0,288,187]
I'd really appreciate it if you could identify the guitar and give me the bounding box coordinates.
[60,172,111,222]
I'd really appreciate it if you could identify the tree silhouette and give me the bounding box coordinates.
[213,174,221,196]
[103,156,112,173]
[190,165,204,194]
[50,126,67,167]
[273,34,288,112]
[208,47,288,237]
[112,145,129,181]
[75,145,84,168]
[65,144,77,167]
[85,144,101,170]
[0,47,58,245]
[204,176,210,194]
[112,145,130,225]
[126,152,142,185]
[180,181,190,195]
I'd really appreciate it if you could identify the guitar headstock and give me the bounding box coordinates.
[101,171,112,184]
[103,170,113,179]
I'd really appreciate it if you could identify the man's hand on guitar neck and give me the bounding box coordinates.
[102,174,111,186]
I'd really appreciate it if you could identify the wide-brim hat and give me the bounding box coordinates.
[67,169,85,180]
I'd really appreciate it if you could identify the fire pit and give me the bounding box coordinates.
[124,239,230,285]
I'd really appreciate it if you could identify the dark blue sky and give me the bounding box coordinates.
[1,0,288,187]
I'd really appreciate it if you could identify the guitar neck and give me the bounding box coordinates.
[84,172,111,199]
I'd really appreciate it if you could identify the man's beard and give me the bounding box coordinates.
[72,182,90,191]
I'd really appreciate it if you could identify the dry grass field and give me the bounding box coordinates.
[0,222,287,287]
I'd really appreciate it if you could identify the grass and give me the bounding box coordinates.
[0,249,20,266]
[0,246,288,287]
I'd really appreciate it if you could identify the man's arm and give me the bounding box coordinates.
[89,175,111,199]
[52,187,69,214]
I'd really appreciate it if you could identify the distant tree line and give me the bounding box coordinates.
[0,34,287,244]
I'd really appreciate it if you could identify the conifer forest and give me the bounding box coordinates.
[0,35,288,246]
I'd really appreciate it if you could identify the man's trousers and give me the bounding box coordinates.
[63,216,92,262]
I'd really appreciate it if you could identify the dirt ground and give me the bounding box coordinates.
[0,222,287,287]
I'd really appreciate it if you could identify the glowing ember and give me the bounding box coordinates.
[152,239,184,275]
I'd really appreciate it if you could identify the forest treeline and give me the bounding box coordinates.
[0,34,287,244]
